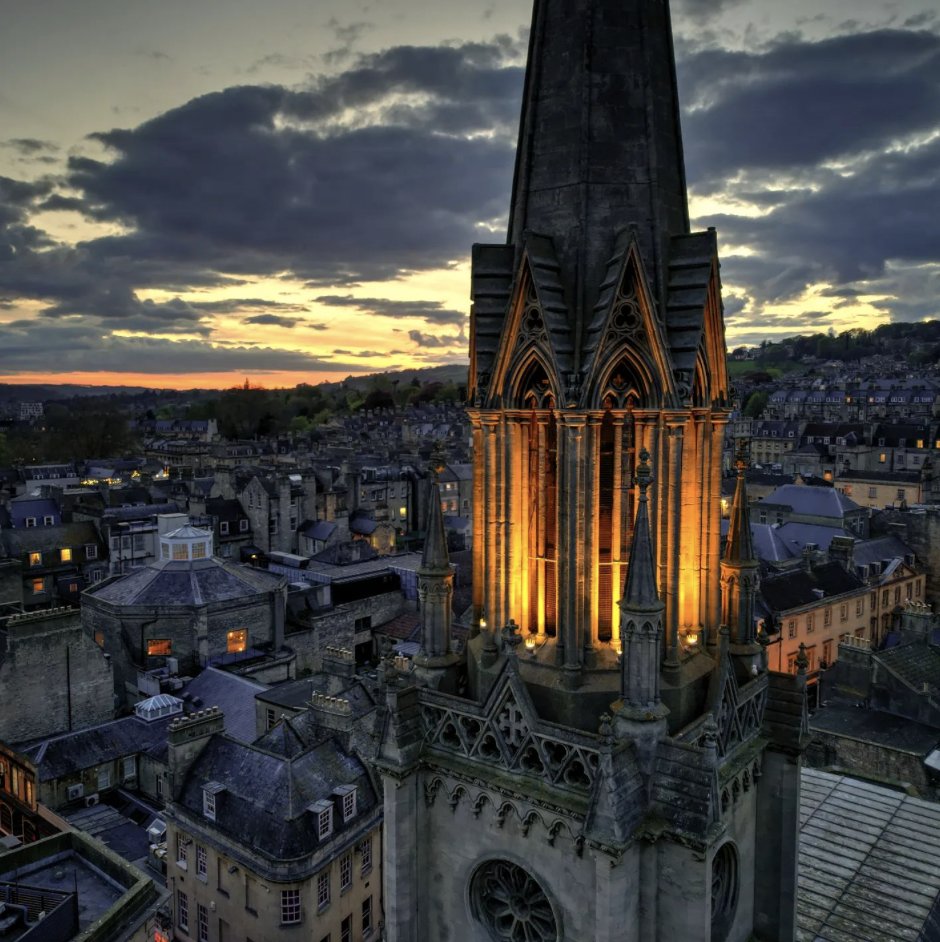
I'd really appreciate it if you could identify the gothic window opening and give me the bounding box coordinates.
[710,842,739,942]
[525,391,558,638]
[470,859,559,942]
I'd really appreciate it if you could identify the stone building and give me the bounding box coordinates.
[82,524,286,705]
[0,607,114,745]
[378,2,808,941]
[164,705,381,942]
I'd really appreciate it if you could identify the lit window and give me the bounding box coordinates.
[94,630,105,647]
[177,890,189,932]
[60,548,72,562]
[172,542,188,560]
[31,578,43,594]
[196,844,207,879]
[227,629,247,654]
[879,453,887,464]
[192,542,207,559]
[28,552,41,567]
[197,903,209,942]
[340,853,352,891]
[317,871,330,910]
[281,888,302,924]
[147,639,172,656]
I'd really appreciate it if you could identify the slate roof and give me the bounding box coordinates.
[1,521,101,557]
[177,734,377,862]
[877,643,940,695]
[810,703,940,755]
[180,668,267,743]
[760,562,864,613]
[85,557,282,607]
[761,484,862,519]
[852,535,913,568]
[22,714,174,779]
[798,768,940,942]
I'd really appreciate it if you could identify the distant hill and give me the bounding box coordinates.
[322,362,467,391]
[0,383,157,402]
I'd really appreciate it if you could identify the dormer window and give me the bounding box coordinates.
[203,782,225,820]
[310,799,333,839]
[335,785,357,822]
[25,517,37,528]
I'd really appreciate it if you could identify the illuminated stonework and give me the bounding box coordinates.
[470,859,558,942]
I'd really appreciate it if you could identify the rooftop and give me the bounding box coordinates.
[799,768,940,941]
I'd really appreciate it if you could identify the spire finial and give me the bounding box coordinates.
[636,447,653,495]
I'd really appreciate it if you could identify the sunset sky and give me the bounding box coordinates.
[1,0,938,389]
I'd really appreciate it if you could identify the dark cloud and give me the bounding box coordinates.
[673,0,747,25]
[407,329,464,348]
[2,138,59,155]
[244,313,300,328]
[315,294,467,326]
[0,319,359,376]
[680,29,940,187]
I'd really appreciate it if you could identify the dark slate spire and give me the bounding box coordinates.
[621,448,662,613]
[421,479,450,574]
[721,444,760,653]
[416,476,457,669]
[724,447,755,565]
[509,0,690,329]
[618,448,667,716]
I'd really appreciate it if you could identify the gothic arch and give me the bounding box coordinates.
[588,347,661,410]
[509,351,559,410]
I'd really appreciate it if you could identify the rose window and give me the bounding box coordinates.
[470,859,558,942]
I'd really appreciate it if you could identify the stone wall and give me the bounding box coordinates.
[287,590,405,673]
[877,508,940,602]
[0,608,114,745]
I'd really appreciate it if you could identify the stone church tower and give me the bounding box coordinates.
[378,1,808,940]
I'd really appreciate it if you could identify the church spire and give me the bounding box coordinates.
[416,473,455,666]
[509,0,690,326]
[618,449,666,714]
[721,445,760,650]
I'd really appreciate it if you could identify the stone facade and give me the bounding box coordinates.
[0,607,114,745]
[378,2,808,940]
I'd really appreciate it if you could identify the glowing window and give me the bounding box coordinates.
[227,629,247,654]
[94,630,104,647]
[172,543,188,560]
[147,639,172,656]
[60,548,72,562]
[192,542,207,559]
[31,578,44,594]
[28,552,41,567]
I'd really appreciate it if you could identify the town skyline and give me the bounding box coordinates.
[1,0,938,389]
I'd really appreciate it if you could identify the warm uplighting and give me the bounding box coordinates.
[479,617,487,631]
[524,637,537,652]
[684,629,699,647]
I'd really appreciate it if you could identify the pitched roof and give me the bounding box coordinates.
[761,484,862,518]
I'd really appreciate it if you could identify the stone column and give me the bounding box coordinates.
[664,419,685,663]
[593,846,640,942]
[383,774,419,942]
[610,413,625,644]
[482,415,500,628]
[586,414,603,654]
[558,413,587,679]
[468,411,485,630]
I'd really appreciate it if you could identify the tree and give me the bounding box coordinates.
[742,391,768,418]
